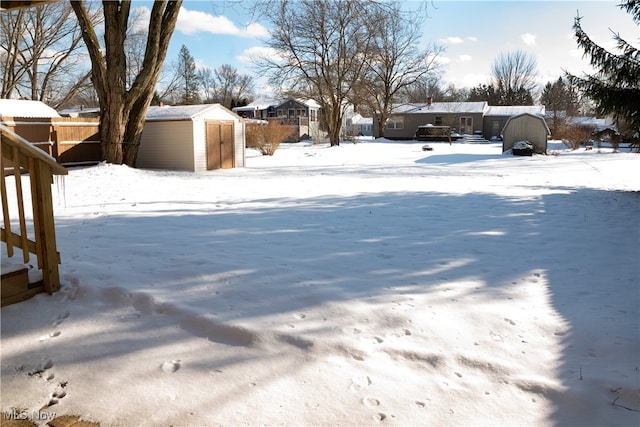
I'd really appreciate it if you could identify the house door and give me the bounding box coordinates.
[206,121,234,170]
[459,116,473,134]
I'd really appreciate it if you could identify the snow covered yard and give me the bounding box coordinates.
[2,140,639,426]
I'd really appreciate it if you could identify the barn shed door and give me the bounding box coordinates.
[206,121,234,170]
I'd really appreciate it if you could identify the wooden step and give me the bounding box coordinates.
[1,263,44,307]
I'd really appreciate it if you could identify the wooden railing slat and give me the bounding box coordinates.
[12,146,30,263]
[28,156,44,270]
[0,156,14,257]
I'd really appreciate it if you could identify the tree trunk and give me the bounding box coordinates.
[71,0,182,165]
[123,91,154,166]
[101,96,126,164]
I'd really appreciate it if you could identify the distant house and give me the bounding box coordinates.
[377,100,547,141]
[378,101,488,140]
[137,104,245,171]
[59,106,100,118]
[233,98,324,141]
[501,113,551,154]
[347,113,373,136]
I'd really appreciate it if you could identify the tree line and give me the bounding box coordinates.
[1,0,636,164]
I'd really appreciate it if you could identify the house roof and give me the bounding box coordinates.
[485,105,545,116]
[233,98,284,112]
[0,99,60,118]
[350,113,373,125]
[145,103,241,121]
[233,98,322,112]
[391,102,488,115]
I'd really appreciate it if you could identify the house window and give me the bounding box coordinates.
[435,116,443,126]
[277,109,284,117]
[298,109,306,117]
[289,108,295,118]
[310,110,317,122]
[387,117,404,130]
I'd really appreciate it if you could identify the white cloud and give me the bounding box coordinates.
[435,55,451,66]
[130,6,151,33]
[440,36,464,44]
[521,33,536,46]
[237,46,282,64]
[466,36,477,42]
[176,7,268,38]
[245,22,270,38]
[458,54,472,62]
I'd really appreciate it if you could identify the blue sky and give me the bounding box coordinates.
[159,0,638,96]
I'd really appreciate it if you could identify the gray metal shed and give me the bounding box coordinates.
[137,104,245,171]
[501,113,550,154]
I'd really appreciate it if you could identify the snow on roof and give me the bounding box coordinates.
[350,113,372,125]
[146,103,238,121]
[0,99,60,118]
[485,105,545,116]
[391,101,488,114]
[235,98,285,111]
[233,98,322,113]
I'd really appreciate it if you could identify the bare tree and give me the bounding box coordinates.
[209,64,253,109]
[259,0,378,146]
[0,2,100,106]
[358,2,443,138]
[491,50,538,105]
[198,66,217,103]
[71,0,182,166]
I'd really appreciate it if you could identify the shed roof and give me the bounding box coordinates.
[391,102,488,115]
[501,112,551,136]
[145,103,241,121]
[485,105,545,116]
[0,99,61,118]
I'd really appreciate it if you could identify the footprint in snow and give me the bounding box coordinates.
[161,360,181,373]
[52,311,70,327]
[39,331,61,342]
[363,397,380,407]
[349,375,372,392]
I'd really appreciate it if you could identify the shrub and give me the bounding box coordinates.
[555,123,594,150]
[246,119,296,155]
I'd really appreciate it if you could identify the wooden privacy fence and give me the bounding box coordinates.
[1,124,68,297]
[0,117,101,164]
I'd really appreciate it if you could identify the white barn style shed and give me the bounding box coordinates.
[137,104,245,171]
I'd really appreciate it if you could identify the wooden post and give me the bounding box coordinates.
[33,161,61,294]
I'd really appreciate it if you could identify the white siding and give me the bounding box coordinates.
[192,118,207,172]
[234,119,245,167]
[138,104,245,172]
[137,121,195,170]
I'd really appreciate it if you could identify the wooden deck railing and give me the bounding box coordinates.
[1,124,67,294]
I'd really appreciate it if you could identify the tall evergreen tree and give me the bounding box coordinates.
[565,0,640,149]
[176,45,200,105]
[541,77,580,134]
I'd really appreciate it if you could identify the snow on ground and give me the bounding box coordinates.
[1,139,639,426]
